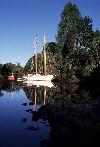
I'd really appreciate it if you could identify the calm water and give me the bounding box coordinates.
[0,81,100,146]
[0,82,52,147]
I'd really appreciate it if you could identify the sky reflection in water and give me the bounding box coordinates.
[0,86,50,147]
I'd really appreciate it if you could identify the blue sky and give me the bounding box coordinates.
[0,0,100,67]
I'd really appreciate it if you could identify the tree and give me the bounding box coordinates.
[78,16,94,49]
[92,30,100,66]
[46,42,57,74]
[55,2,82,81]
[56,1,81,56]
[14,63,24,77]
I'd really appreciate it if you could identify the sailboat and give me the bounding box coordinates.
[23,33,54,81]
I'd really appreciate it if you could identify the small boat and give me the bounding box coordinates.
[17,77,23,81]
[8,71,15,81]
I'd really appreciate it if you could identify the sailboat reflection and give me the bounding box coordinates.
[33,86,47,111]
[22,85,49,123]
[23,80,54,88]
[23,81,51,112]
[34,87,37,111]
[23,79,54,112]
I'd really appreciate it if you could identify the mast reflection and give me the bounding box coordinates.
[11,81,14,99]
[23,80,54,112]
[43,87,47,106]
[34,87,37,111]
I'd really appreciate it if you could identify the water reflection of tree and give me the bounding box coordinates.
[0,81,23,93]
[46,81,100,108]
[23,80,100,110]
[46,82,80,107]
[22,83,100,146]
[0,88,4,97]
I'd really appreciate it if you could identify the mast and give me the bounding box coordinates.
[43,33,46,75]
[12,71,14,76]
[35,46,37,75]
[34,35,38,75]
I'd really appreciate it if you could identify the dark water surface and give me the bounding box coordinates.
[0,81,100,147]
[0,82,50,147]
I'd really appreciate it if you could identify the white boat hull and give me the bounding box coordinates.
[23,74,54,81]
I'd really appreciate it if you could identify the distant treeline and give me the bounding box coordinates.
[0,63,23,80]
